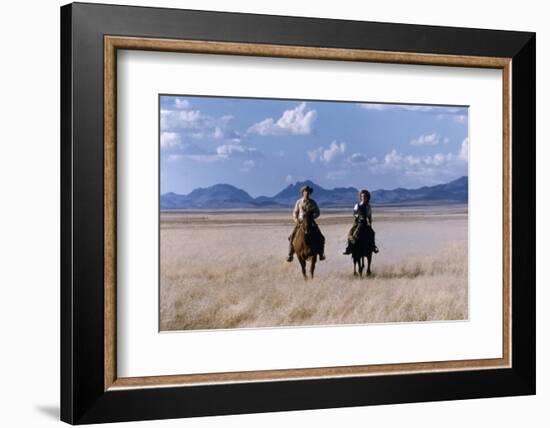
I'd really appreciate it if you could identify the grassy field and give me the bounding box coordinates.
[160,206,468,331]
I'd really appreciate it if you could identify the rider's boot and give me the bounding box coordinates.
[342,242,353,255]
[286,243,294,262]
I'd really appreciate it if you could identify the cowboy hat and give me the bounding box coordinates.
[300,185,314,194]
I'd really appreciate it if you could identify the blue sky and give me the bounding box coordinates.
[160,95,468,197]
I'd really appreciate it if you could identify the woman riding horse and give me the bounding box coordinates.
[343,189,379,255]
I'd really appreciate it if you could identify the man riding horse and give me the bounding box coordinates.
[343,189,379,255]
[286,185,326,262]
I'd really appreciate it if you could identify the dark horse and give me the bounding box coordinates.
[292,212,322,279]
[349,224,374,277]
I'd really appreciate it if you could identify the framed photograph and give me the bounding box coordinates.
[60,2,535,424]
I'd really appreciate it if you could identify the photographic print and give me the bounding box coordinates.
[159,95,469,331]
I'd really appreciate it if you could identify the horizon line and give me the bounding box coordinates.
[161,175,468,198]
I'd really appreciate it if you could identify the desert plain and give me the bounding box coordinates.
[160,205,468,331]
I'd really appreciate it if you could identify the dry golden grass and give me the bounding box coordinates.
[160,209,468,331]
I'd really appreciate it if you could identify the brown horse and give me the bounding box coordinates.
[349,223,374,277]
[292,212,322,279]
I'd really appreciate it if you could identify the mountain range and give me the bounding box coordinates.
[160,176,468,209]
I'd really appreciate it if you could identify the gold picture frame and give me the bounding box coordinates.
[103,36,512,391]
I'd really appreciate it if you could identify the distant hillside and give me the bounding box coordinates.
[160,176,468,209]
[372,176,468,205]
[161,184,257,209]
[270,180,358,207]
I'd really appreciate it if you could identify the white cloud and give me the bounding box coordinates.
[307,149,319,162]
[365,143,467,184]
[378,149,454,169]
[247,102,317,136]
[437,112,467,124]
[348,153,378,165]
[410,132,443,146]
[213,127,224,139]
[432,152,453,166]
[193,126,241,142]
[161,109,203,130]
[174,98,191,109]
[459,137,469,160]
[285,174,293,183]
[215,143,258,158]
[163,140,225,163]
[240,160,256,172]
[358,103,389,111]
[167,153,222,163]
[454,114,467,124]
[308,141,347,163]
[349,153,368,163]
[160,131,182,149]
[164,139,260,164]
[161,108,238,143]
[359,103,465,114]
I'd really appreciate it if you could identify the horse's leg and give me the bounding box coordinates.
[299,256,307,280]
[359,256,364,278]
[310,256,316,279]
[353,256,358,276]
[366,252,372,276]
